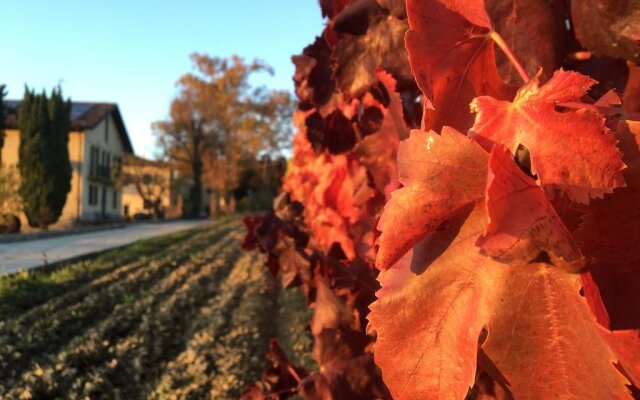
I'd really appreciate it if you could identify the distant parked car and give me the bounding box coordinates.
[132,213,152,221]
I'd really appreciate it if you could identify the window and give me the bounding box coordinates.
[89,148,94,176]
[101,151,106,178]
[89,146,99,177]
[88,184,97,205]
[105,152,111,179]
[97,150,112,179]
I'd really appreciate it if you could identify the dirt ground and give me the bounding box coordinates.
[0,216,314,399]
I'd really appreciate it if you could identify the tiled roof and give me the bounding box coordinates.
[3,100,134,154]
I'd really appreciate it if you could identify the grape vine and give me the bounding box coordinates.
[242,0,640,399]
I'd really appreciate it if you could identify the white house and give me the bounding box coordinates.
[2,101,134,227]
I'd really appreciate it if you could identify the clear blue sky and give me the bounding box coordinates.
[0,1,325,157]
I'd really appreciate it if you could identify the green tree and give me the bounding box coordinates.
[233,154,287,211]
[17,87,71,229]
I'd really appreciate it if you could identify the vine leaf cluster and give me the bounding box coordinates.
[242,0,640,399]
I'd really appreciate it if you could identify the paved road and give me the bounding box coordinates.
[0,220,210,275]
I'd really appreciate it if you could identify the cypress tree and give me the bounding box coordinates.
[49,88,72,218]
[17,87,71,229]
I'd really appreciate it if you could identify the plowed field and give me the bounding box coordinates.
[0,216,313,399]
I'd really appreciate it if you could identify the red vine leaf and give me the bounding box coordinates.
[470,69,626,203]
[606,330,640,387]
[574,121,640,329]
[240,339,309,400]
[580,270,612,330]
[311,278,354,336]
[247,2,640,399]
[477,144,582,266]
[575,121,640,272]
[482,263,633,400]
[375,127,488,269]
[292,37,336,110]
[331,0,386,36]
[376,0,407,19]
[355,71,408,200]
[571,0,640,63]
[486,0,569,85]
[306,329,391,398]
[305,109,357,154]
[289,150,376,262]
[320,0,356,19]
[375,69,410,141]
[405,0,512,132]
[370,202,505,400]
[624,61,640,114]
[332,8,410,99]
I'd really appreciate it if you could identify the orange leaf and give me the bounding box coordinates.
[486,0,569,85]
[606,329,640,388]
[470,69,626,203]
[482,263,633,400]
[375,127,488,269]
[571,0,640,63]
[369,202,506,400]
[405,0,512,132]
[575,121,640,329]
[311,278,354,336]
[354,70,408,201]
[624,62,640,114]
[478,144,582,265]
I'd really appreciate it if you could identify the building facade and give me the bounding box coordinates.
[121,154,183,219]
[2,101,134,228]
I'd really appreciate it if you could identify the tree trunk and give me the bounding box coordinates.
[190,133,203,218]
[224,190,235,214]
[191,167,202,218]
[152,199,162,220]
[210,191,220,216]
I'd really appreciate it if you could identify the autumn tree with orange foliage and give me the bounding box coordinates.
[155,54,293,217]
